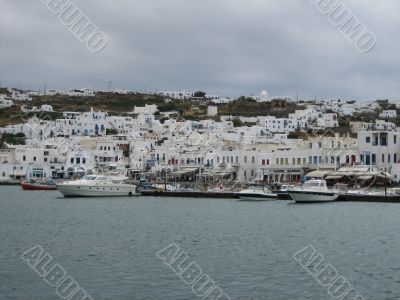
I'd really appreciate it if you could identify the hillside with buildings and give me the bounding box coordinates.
[0,87,400,187]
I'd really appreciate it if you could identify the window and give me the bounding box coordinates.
[33,156,36,161]
[372,154,376,164]
[76,157,81,164]
[366,137,371,143]
[71,158,74,163]
[252,157,255,164]
[382,154,385,163]
[82,158,86,164]
[276,158,280,165]
[244,156,247,163]
[236,157,239,164]
[395,154,397,163]
[388,154,391,163]
[262,159,266,165]
[395,135,397,144]
[23,155,26,161]
[44,158,47,162]
[251,170,254,177]
[309,143,313,149]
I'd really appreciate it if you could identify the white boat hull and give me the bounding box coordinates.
[289,191,338,203]
[57,184,138,197]
[235,192,277,201]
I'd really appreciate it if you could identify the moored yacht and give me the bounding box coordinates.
[289,179,338,203]
[235,186,277,201]
[271,184,294,199]
[56,175,138,197]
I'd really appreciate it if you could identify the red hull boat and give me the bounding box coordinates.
[21,181,57,191]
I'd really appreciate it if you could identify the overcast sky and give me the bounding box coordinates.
[0,0,398,100]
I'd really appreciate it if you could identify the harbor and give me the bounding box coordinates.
[2,185,400,300]
[16,177,400,203]
[2,0,399,298]
[140,189,400,202]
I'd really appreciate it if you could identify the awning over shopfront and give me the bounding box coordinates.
[171,167,199,176]
[325,175,344,180]
[306,170,334,178]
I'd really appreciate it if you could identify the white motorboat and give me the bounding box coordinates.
[56,175,138,197]
[235,186,277,201]
[289,179,338,203]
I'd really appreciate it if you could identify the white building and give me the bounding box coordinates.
[0,99,14,109]
[158,90,192,100]
[375,120,396,131]
[68,88,95,97]
[380,110,397,119]
[10,90,32,101]
[358,131,400,167]
[133,104,158,115]
[21,104,53,113]
[316,113,339,128]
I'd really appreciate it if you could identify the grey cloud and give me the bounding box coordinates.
[0,0,398,100]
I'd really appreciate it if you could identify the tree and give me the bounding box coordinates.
[194,91,206,98]
[232,118,243,127]
[106,128,119,135]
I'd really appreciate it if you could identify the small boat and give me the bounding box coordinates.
[289,179,338,203]
[346,189,387,196]
[56,175,138,197]
[271,184,294,199]
[235,186,277,201]
[21,179,57,191]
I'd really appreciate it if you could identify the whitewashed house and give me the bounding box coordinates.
[158,90,192,100]
[380,110,397,119]
[0,98,14,109]
[375,120,396,131]
[11,90,32,101]
[68,88,95,97]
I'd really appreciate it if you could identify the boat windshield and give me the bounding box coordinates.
[304,181,326,188]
